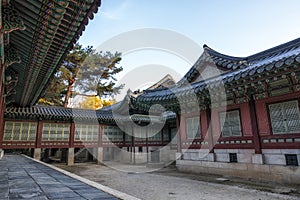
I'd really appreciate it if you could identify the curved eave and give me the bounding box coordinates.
[98,93,136,115]
[135,44,300,108]
[177,45,248,86]
[8,0,101,107]
[248,37,300,64]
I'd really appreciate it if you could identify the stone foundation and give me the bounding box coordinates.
[262,149,300,165]
[0,149,4,160]
[67,148,74,166]
[103,146,177,164]
[176,159,300,184]
[33,148,41,160]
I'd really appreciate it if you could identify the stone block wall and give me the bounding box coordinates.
[262,149,300,166]
[176,159,300,184]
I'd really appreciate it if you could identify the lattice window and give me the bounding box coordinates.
[42,123,70,141]
[133,126,147,141]
[163,128,170,142]
[148,126,162,141]
[3,121,37,141]
[185,116,201,139]
[75,124,98,141]
[124,126,132,142]
[102,125,123,142]
[219,110,242,137]
[269,100,300,134]
[170,128,178,144]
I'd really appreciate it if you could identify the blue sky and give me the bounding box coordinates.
[78,0,300,99]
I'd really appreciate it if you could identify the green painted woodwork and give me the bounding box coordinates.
[5,0,101,107]
[2,5,25,33]
[4,45,21,67]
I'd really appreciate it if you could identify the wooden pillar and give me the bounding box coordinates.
[0,99,4,159]
[0,82,5,150]
[122,127,125,146]
[168,125,172,143]
[0,117,4,150]
[98,124,102,147]
[132,126,135,164]
[249,96,262,154]
[206,107,214,153]
[34,120,43,160]
[146,127,149,163]
[67,122,75,165]
[176,113,181,153]
[95,124,103,164]
[0,9,4,152]
[69,122,75,148]
[36,121,43,148]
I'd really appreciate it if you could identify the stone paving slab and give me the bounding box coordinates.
[0,154,119,200]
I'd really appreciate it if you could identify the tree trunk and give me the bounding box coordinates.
[64,83,73,108]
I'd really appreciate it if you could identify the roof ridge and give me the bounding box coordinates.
[247,37,300,61]
[203,44,247,61]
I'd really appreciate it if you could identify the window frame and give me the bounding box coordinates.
[3,121,37,141]
[218,109,242,137]
[267,99,300,135]
[185,116,201,140]
[42,123,70,141]
[102,125,123,142]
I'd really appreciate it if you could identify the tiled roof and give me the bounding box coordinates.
[144,74,176,91]
[5,37,300,121]
[4,106,166,124]
[135,37,300,109]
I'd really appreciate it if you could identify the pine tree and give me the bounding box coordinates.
[39,45,124,107]
[76,51,124,97]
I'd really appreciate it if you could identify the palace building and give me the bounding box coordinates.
[0,1,299,184]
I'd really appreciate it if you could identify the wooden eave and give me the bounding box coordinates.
[6,0,101,107]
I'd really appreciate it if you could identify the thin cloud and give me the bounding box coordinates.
[101,0,132,20]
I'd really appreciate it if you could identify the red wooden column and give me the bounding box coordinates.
[0,73,5,149]
[96,124,103,164]
[206,107,214,153]
[146,127,149,162]
[176,113,182,153]
[0,100,4,149]
[69,122,75,148]
[249,96,262,154]
[36,121,43,148]
[34,120,43,160]
[98,124,103,147]
[0,117,4,150]
[132,125,135,164]
[67,122,75,165]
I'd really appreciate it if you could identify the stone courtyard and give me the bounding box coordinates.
[0,155,118,200]
[56,162,300,200]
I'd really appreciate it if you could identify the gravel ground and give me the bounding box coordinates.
[55,162,300,200]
